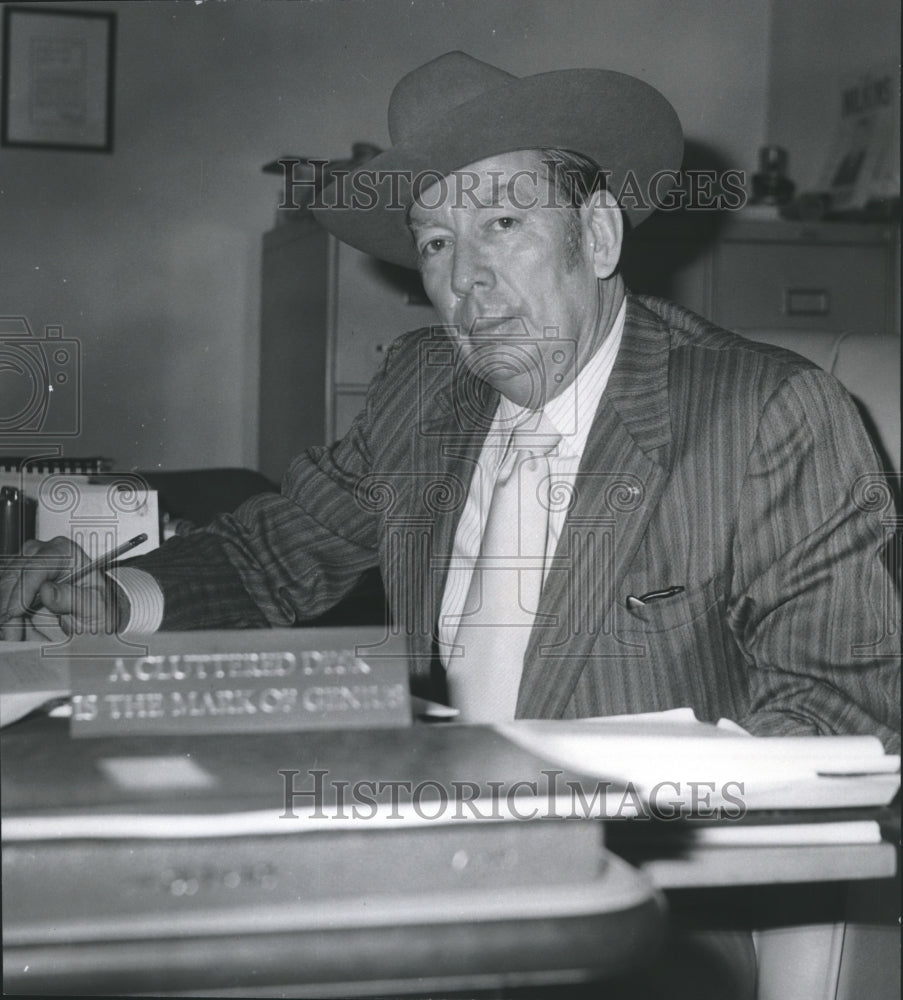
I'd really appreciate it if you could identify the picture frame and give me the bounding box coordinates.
[1,6,115,152]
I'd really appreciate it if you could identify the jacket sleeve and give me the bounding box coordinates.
[728,368,901,752]
[126,348,401,631]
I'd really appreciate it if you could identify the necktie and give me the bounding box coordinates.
[447,415,560,722]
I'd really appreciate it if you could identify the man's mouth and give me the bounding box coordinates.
[465,315,528,338]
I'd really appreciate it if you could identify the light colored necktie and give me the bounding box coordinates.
[447,416,560,722]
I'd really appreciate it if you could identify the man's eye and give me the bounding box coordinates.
[492,216,518,231]
[420,238,447,258]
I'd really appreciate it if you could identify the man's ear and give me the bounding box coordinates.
[585,189,623,279]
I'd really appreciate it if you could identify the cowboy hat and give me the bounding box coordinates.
[312,50,683,270]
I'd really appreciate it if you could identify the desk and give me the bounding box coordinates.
[2,717,897,997]
[3,717,661,996]
[611,829,898,889]
[3,870,659,997]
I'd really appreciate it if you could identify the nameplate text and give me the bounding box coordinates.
[68,628,410,737]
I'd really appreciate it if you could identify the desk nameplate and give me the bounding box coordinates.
[67,628,410,737]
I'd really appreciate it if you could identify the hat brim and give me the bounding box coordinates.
[312,68,683,269]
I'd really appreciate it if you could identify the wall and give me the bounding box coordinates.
[766,0,900,191]
[0,0,773,471]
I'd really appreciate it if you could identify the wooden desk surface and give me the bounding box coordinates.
[2,715,897,996]
[626,841,896,888]
[2,716,664,995]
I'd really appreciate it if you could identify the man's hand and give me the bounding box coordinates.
[0,537,129,641]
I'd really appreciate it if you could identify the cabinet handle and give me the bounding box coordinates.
[784,288,830,316]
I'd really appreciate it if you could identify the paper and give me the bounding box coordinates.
[36,480,159,558]
[412,695,459,719]
[495,718,901,812]
[820,63,900,209]
[683,820,881,847]
[0,641,69,728]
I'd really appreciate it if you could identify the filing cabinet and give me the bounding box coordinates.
[258,217,437,481]
[621,214,899,338]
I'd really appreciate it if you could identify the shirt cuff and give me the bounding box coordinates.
[109,566,165,635]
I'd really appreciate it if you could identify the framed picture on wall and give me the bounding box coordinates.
[1,6,116,152]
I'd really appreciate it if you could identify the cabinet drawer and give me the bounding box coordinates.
[333,242,437,385]
[713,242,888,335]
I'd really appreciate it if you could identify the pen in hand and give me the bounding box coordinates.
[59,533,148,586]
[0,533,148,634]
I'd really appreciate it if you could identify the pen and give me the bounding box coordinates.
[0,533,148,631]
[59,533,148,586]
[626,586,685,609]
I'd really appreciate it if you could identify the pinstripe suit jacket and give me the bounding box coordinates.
[133,295,901,751]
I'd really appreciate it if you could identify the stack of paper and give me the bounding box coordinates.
[496,717,900,813]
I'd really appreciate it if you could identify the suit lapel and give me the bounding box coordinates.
[517,296,674,717]
[405,362,496,662]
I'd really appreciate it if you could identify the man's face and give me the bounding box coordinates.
[408,150,604,410]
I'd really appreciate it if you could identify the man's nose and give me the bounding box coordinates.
[450,238,494,297]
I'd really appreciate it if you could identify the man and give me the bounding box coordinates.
[1,51,899,748]
[2,49,898,1000]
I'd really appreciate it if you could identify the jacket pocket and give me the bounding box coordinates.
[619,577,724,634]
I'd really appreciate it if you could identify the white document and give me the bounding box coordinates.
[496,717,901,811]
[36,480,159,558]
[0,641,70,728]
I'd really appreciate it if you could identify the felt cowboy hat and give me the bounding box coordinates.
[312,51,683,270]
